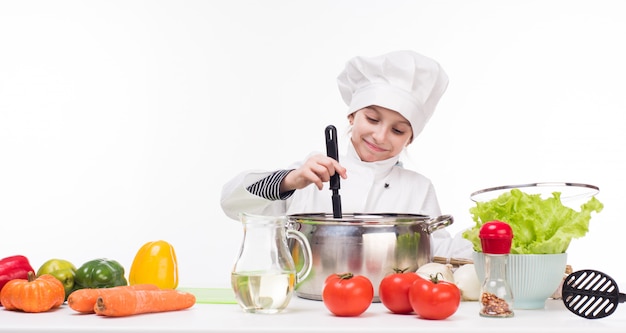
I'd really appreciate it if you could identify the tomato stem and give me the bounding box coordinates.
[429,272,444,284]
[392,267,410,274]
[336,272,354,280]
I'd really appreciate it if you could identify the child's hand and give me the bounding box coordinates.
[280,154,347,192]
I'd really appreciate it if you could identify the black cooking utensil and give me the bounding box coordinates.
[562,269,626,319]
[325,125,342,218]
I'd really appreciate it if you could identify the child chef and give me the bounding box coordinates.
[221,50,471,258]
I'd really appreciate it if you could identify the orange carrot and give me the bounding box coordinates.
[94,289,196,317]
[68,284,161,314]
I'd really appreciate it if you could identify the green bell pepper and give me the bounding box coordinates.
[74,258,128,289]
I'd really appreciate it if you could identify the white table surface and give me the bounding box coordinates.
[0,297,623,333]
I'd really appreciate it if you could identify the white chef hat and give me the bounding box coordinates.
[337,50,449,137]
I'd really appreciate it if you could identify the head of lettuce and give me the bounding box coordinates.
[462,189,604,254]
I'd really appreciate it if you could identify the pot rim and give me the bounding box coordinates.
[287,212,444,226]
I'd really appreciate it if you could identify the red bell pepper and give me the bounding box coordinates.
[0,255,35,291]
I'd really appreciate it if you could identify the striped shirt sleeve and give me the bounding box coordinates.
[246,169,295,201]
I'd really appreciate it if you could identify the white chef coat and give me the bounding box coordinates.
[220,141,461,257]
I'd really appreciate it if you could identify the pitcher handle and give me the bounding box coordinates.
[426,214,454,234]
[286,229,312,283]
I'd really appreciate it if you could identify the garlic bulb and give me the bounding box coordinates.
[416,263,455,283]
[453,264,481,301]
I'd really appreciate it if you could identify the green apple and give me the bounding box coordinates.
[37,258,77,300]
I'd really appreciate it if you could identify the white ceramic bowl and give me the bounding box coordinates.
[473,252,567,309]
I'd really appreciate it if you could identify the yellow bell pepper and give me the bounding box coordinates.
[129,240,179,289]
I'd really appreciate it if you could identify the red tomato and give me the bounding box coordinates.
[409,274,461,320]
[322,272,374,317]
[378,269,420,314]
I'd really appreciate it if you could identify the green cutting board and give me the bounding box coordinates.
[178,287,237,304]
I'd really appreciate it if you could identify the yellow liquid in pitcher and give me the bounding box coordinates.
[231,271,295,313]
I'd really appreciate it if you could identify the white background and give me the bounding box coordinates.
[1,0,624,288]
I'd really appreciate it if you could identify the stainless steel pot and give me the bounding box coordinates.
[286,213,454,302]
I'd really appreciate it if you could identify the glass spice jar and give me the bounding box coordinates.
[478,220,514,318]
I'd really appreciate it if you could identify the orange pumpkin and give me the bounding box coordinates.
[0,271,65,312]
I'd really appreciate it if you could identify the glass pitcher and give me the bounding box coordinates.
[231,213,312,314]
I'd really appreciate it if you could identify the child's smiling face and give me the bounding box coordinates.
[349,105,413,162]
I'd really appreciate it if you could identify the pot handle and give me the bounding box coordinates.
[426,214,454,234]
